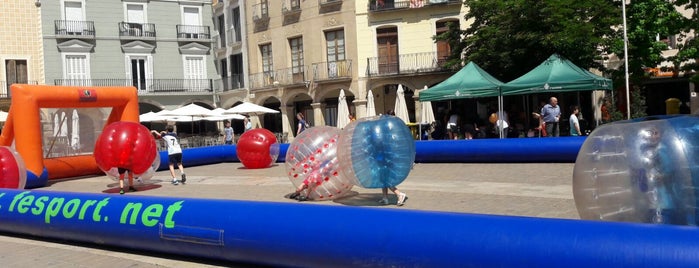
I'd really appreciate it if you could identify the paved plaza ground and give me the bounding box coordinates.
[0,162,579,267]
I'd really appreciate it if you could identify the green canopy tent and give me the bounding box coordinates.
[418,61,507,137]
[419,61,504,101]
[501,54,613,134]
[501,54,612,95]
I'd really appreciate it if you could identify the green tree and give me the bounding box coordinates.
[451,0,619,81]
[630,86,647,119]
[669,0,699,83]
[608,0,687,83]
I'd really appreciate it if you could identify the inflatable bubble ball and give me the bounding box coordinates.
[573,115,699,225]
[285,126,354,200]
[0,146,27,189]
[236,128,280,169]
[337,115,416,189]
[94,121,158,177]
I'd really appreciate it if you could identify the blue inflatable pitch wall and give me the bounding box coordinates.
[164,137,585,170]
[0,189,698,267]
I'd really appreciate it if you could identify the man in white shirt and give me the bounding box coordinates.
[152,126,186,185]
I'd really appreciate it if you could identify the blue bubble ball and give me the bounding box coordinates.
[573,115,699,225]
[338,115,416,188]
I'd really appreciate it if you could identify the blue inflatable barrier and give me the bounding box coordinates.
[0,189,697,267]
[163,137,584,171]
[414,137,585,163]
[157,144,290,170]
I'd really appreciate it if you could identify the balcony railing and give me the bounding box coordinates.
[0,81,38,98]
[249,71,280,89]
[369,0,461,12]
[312,60,352,81]
[217,74,245,91]
[366,52,454,76]
[276,67,309,86]
[118,22,156,39]
[176,25,211,40]
[54,20,95,38]
[53,79,214,94]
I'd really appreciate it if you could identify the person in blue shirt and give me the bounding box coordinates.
[541,97,561,137]
[223,121,234,145]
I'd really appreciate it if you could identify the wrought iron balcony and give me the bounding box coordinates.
[0,81,38,98]
[249,68,308,90]
[54,20,95,38]
[369,0,461,12]
[312,60,352,81]
[217,74,245,91]
[249,71,280,89]
[118,22,156,39]
[366,52,454,76]
[53,79,214,95]
[176,25,211,40]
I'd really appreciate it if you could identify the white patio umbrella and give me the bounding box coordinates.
[160,103,216,133]
[337,89,350,128]
[419,86,436,140]
[365,89,376,117]
[0,110,8,122]
[204,108,246,121]
[160,103,216,118]
[140,110,187,122]
[393,84,410,123]
[223,101,279,116]
[139,111,157,122]
[60,112,68,137]
[71,109,80,150]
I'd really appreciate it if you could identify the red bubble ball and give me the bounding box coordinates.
[236,128,279,169]
[94,121,158,175]
[0,146,27,189]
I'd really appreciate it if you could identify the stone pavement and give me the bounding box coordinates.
[0,162,579,267]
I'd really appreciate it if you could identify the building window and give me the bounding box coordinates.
[290,37,304,83]
[436,19,459,66]
[4,59,28,97]
[125,54,152,91]
[217,14,226,48]
[62,0,85,34]
[326,29,345,78]
[261,43,273,75]
[261,0,269,17]
[184,56,207,90]
[230,53,244,88]
[124,3,147,23]
[232,7,242,42]
[63,54,90,86]
[376,27,398,74]
[326,29,345,62]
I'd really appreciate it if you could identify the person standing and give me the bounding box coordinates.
[541,97,561,137]
[117,168,137,195]
[151,126,186,185]
[446,111,459,140]
[243,116,253,132]
[378,186,408,206]
[296,112,307,137]
[569,105,581,136]
[223,121,234,144]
